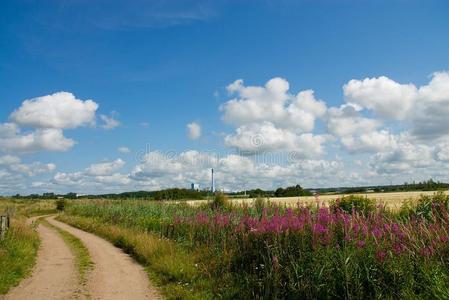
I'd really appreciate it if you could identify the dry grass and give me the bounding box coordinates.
[0,216,40,294]
[0,199,57,217]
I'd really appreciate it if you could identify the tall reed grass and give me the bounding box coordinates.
[62,194,449,299]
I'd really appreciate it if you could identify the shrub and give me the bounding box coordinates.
[210,193,229,210]
[274,185,312,197]
[56,199,66,211]
[330,195,375,215]
[253,197,267,216]
[403,192,449,221]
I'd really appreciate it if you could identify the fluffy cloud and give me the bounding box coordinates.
[130,150,346,191]
[340,130,399,153]
[370,143,434,174]
[53,172,84,186]
[53,171,131,187]
[187,122,201,140]
[326,105,380,138]
[10,92,98,129]
[6,72,449,194]
[53,159,129,190]
[216,72,449,185]
[85,159,125,176]
[342,72,449,142]
[411,72,449,140]
[0,124,75,153]
[0,123,18,137]
[224,122,326,157]
[221,78,327,155]
[132,151,186,179]
[9,162,56,176]
[0,92,116,154]
[344,76,416,120]
[222,78,326,131]
[434,142,449,162]
[0,155,56,175]
[0,155,56,194]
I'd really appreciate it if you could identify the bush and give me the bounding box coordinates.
[331,195,375,215]
[56,199,66,211]
[274,185,312,197]
[401,192,449,221]
[210,193,229,210]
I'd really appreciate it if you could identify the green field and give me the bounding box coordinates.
[3,192,449,299]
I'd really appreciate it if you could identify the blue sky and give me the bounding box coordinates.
[1,0,449,195]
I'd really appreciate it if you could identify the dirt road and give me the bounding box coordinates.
[3,217,79,300]
[47,216,161,300]
[3,216,161,300]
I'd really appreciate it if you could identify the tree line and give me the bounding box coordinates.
[8,179,449,200]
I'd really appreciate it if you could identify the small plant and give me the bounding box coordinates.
[55,199,66,212]
[330,195,375,215]
[210,193,229,210]
[253,197,267,216]
[408,192,449,221]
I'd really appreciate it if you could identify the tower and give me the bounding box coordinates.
[211,168,215,193]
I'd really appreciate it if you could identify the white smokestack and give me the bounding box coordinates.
[211,168,215,193]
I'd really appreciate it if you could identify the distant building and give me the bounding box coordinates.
[191,183,200,191]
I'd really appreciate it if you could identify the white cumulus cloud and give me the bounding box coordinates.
[0,92,115,154]
[85,159,125,176]
[344,76,417,120]
[221,78,328,155]
[10,92,98,129]
[0,125,75,153]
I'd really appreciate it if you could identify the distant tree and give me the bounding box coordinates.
[275,185,312,197]
[248,188,272,198]
[65,192,77,199]
[153,188,206,201]
[43,193,56,199]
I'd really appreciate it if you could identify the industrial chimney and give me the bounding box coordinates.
[211,168,215,193]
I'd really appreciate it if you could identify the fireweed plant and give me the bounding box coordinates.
[64,194,449,299]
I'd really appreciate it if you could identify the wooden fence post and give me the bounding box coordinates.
[0,214,10,239]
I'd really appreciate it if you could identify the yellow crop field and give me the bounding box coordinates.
[186,190,449,210]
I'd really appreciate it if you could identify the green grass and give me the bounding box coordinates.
[0,217,40,294]
[0,198,58,217]
[57,214,215,299]
[39,217,93,287]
